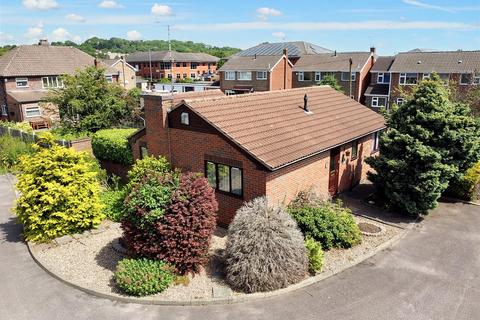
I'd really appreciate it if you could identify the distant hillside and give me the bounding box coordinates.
[50,37,241,59]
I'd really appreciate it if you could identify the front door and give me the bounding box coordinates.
[328,147,340,195]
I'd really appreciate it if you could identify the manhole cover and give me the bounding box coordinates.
[358,222,384,236]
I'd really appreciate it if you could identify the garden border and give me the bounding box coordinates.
[26,226,408,306]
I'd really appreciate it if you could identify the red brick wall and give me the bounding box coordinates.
[270,58,292,90]
[132,61,217,80]
[220,71,270,92]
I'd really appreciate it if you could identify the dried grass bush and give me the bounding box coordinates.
[225,197,308,293]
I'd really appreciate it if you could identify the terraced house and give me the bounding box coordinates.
[365,50,480,110]
[131,86,385,225]
[0,40,122,128]
[292,48,376,103]
[126,51,219,81]
[219,41,332,94]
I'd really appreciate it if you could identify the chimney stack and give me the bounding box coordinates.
[303,94,309,113]
[38,39,49,46]
[283,48,288,57]
[334,50,337,57]
[370,46,376,54]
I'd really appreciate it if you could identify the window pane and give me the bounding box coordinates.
[43,77,49,87]
[218,164,230,192]
[231,167,242,195]
[351,140,358,159]
[206,162,216,188]
[303,72,312,81]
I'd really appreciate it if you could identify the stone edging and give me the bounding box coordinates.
[27,226,409,306]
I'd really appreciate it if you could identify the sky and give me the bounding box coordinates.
[0,0,479,55]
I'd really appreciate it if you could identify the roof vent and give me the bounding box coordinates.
[254,53,257,60]
[417,60,422,64]
[333,50,337,57]
[303,94,313,114]
[458,60,463,64]
[38,39,49,46]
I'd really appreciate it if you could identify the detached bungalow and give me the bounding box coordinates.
[132,86,385,225]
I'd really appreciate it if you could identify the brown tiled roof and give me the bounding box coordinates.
[364,84,390,96]
[371,56,395,72]
[7,90,48,103]
[126,51,219,63]
[181,86,385,170]
[389,51,480,73]
[0,45,97,77]
[218,55,287,71]
[293,52,373,72]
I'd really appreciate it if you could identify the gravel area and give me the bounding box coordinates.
[31,215,403,302]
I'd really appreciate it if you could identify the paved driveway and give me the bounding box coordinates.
[1,174,479,320]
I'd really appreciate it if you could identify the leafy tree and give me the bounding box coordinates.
[318,74,344,92]
[45,66,136,133]
[367,74,480,217]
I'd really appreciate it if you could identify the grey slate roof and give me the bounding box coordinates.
[389,51,480,73]
[236,41,332,58]
[0,45,97,77]
[218,55,285,71]
[371,56,395,72]
[293,52,373,72]
[126,51,219,63]
[364,84,390,96]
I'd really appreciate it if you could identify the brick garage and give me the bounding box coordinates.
[136,87,385,226]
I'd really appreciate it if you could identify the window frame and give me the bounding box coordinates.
[180,112,189,125]
[25,105,41,118]
[372,131,380,153]
[256,71,267,80]
[314,72,321,82]
[139,146,148,159]
[460,73,472,85]
[42,76,63,88]
[205,160,243,197]
[298,72,304,81]
[351,139,359,160]
[15,78,29,88]
[422,73,430,80]
[396,98,406,106]
[225,71,235,80]
[238,71,252,81]
[190,62,198,69]
[341,72,356,82]
[399,73,418,85]
[1,104,7,116]
[474,74,480,85]
[371,96,387,108]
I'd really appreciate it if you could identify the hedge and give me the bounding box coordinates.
[91,128,137,165]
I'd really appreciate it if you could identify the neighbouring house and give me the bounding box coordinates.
[125,51,220,82]
[364,56,395,110]
[219,41,332,94]
[292,48,376,103]
[100,58,137,90]
[131,86,385,225]
[0,39,121,128]
[365,50,480,110]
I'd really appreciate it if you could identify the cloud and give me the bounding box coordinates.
[24,23,43,38]
[22,0,58,10]
[272,31,286,40]
[257,7,282,20]
[174,20,478,32]
[151,3,173,16]
[65,13,86,23]
[402,0,480,13]
[52,27,81,42]
[126,30,142,40]
[98,1,123,9]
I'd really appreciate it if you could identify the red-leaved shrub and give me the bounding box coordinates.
[122,172,218,274]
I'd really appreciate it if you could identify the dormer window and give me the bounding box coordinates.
[181,112,190,125]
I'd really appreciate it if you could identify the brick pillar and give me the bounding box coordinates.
[143,94,171,160]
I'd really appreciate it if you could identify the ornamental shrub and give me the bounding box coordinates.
[122,171,218,274]
[446,161,480,201]
[305,237,324,273]
[114,258,175,296]
[0,121,34,133]
[91,128,137,165]
[127,156,171,188]
[15,138,104,242]
[0,135,34,173]
[225,197,308,293]
[100,189,127,222]
[288,200,361,250]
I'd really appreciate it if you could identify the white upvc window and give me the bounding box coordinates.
[225,71,235,80]
[105,75,113,83]
[15,78,28,88]
[256,71,267,80]
[399,73,418,85]
[25,104,41,118]
[1,104,7,116]
[422,73,430,80]
[377,73,385,83]
[341,72,356,81]
[238,71,252,81]
[371,97,387,108]
[396,98,406,106]
[42,76,63,88]
[474,74,480,85]
[372,132,380,152]
[298,72,304,81]
[181,112,189,125]
[314,72,321,82]
[460,73,472,85]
